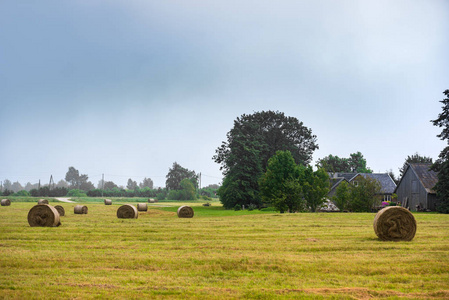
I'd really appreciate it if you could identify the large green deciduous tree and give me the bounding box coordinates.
[431,89,449,213]
[259,151,304,213]
[214,111,318,208]
[165,162,198,191]
[316,152,372,173]
[346,176,381,212]
[301,166,329,212]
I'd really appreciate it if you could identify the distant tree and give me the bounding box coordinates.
[332,181,351,211]
[347,176,382,212]
[165,162,198,191]
[180,178,196,200]
[2,179,12,191]
[315,155,350,173]
[104,181,118,190]
[301,166,329,212]
[431,89,449,213]
[79,180,95,191]
[214,110,318,208]
[348,152,372,173]
[127,178,138,190]
[259,151,304,213]
[316,152,372,173]
[65,167,92,190]
[65,167,80,187]
[399,153,433,178]
[387,169,399,185]
[139,177,154,189]
[11,181,23,193]
[205,184,220,189]
[56,179,69,188]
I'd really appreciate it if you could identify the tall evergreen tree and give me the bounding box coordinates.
[431,89,449,213]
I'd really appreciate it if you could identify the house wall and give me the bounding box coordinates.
[396,167,431,211]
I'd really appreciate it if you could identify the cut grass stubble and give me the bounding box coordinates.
[0,202,448,299]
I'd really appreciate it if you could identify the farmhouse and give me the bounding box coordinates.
[395,163,438,211]
[328,172,397,201]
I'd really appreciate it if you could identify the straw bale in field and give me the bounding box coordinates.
[148,198,155,203]
[28,204,61,227]
[74,205,88,214]
[137,203,148,211]
[1,199,11,206]
[38,199,49,205]
[117,204,138,219]
[104,199,112,205]
[177,205,194,218]
[54,205,65,216]
[373,206,417,241]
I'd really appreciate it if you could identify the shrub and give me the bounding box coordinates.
[234,204,241,211]
[67,189,87,197]
[247,203,257,211]
[156,192,166,201]
[13,190,30,197]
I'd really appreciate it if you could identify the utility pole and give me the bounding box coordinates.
[49,175,54,190]
[38,179,41,190]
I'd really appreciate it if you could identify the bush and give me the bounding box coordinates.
[247,203,257,211]
[13,190,30,197]
[67,189,87,197]
[234,204,242,211]
[156,192,166,201]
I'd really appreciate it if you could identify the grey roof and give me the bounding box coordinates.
[355,173,397,194]
[327,172,396,195]
[409,163,438,194]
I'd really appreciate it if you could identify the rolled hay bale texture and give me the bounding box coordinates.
[117,204,138,219]
[373,206,417,241]
[137,203,148,211]
[38,199,49,205]
[28,204,61,227]
[74,205,88,214]
[104,199,112,205]
[1,199,11,206]
[148,199,155,203]
[177,205,194,218]
[54,205,65,216]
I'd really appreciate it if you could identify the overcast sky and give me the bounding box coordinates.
[1,1,448,188]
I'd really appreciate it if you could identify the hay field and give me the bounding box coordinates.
[1,201,448,299]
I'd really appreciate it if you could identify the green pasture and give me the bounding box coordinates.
[1,199,448,299]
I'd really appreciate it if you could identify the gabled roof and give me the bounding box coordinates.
[353,173,397,194]
[409,163,438,194]
[328,172,396,194]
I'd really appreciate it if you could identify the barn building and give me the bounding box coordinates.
[394,163,438,211]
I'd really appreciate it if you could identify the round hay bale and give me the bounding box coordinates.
[148,199,155,203]
[137,203,148,211]
[1,199,11,206]
[27,204,61,227]
[104,199,112,205]
[373,206,417,241]
[117,204,138,219]
[54,205,65,216]
[38,199,49,205]
[74,205,88,214]
[177,205,194,218]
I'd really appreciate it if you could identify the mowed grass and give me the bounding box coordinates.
[0,201,448,299]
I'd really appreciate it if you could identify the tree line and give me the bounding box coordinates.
[1,163,218,200]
